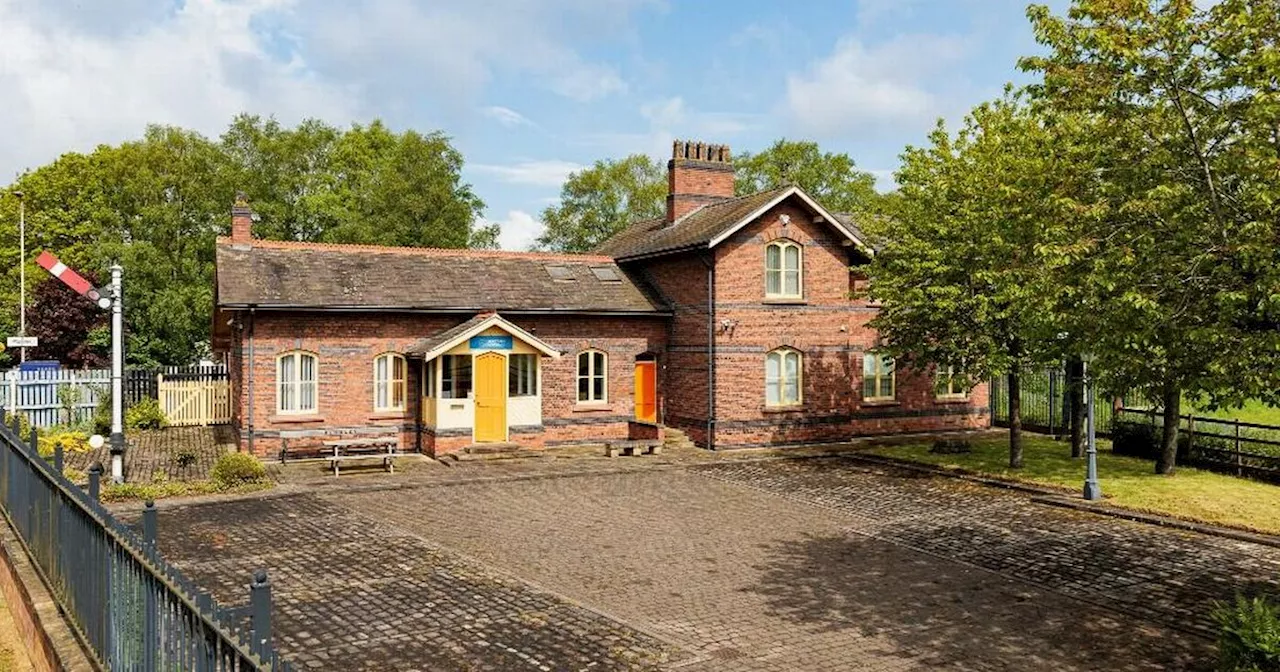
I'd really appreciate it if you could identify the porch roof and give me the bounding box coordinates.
[405,312,562,361]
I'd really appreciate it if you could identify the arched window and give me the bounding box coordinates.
[374,353,407,411]
[863,353,896,402]
[765,240,803,298]
[935,365,967,399]
[277,351,318,414]
[765,348,802,406]
[577,350,608,403]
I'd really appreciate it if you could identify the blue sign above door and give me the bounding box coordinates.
[469,334,513,350]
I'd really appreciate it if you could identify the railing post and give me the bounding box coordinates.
[1235,419,1243,477]
[1187,415,1196,459]
[54,440,63,475]
[250,569,273,659]
[88,462,102,502]
[142,500,157,671]
[1048,368,1057,439]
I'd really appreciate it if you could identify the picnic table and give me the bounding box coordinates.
[279,429,402,476]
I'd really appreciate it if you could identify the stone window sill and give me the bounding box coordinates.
[861,399,899,407]
[573,403,613,413]
[762,297,807,305]
[934,396,971,404]
[368,411,411,421]
[268,414,326,424]
[762,404,807,414]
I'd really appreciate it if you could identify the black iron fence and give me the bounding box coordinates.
[989,369,1116,436]
[1113,408,1280,483]
[0,411,293,670]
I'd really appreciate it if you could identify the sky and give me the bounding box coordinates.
[0,0,1066,250]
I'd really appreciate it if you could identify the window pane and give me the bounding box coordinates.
[784,381,799,404]
[593,375,605,401]
[863,354,876,376]
[784,244,799,271]
[766,380,779,405]
[880,375,894,399]
[784,352,799,379]
[392,380,404,408]
[456,358,472,398]
[301,355,316,383]
[280,354,295,384]
[578,376,589,401]
[593,352,605,377]
[784,270,799,296]
[578,353,590,376]
[301,381,316,411]
[393,356,405,382]
[766,353,780,380]
[863,377,877,399]
[766,245,781,270]
[375,381,387,409]
[766,270,781,295]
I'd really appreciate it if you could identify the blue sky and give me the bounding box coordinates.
[0,0,1065,249]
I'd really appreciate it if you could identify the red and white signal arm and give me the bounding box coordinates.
[36,251,112,309]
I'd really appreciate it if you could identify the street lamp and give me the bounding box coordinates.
[12,191,25,363]
[1082,353,1102,501]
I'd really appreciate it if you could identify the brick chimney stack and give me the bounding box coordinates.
[666,140,734,224]
[231,191,254,243]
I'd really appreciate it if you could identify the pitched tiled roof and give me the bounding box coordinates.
[215,238,668,313]
[404,314,491,356]
[595,187,790,260]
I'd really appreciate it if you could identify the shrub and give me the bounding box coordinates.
[211,452,267,488]
[37,431,91,459]
[1111,419,1160,459]
[3,411,33,441]
[173,447,199,470]
[57,385,83,426]
[91,386,112,435]
[1213,595,1280,671]
[125,397,168,430]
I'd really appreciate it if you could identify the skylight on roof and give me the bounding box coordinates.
[589,266,621,282]
[544,264,576,281]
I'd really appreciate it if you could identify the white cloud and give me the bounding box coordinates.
[784,34,971,138]
[488,209,543,251]
[472,160,584,187]
[0,0,358,181]
[548,64,628,102]
[481,106,533,128]
[585,96,758,159]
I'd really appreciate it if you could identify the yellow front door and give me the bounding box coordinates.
[474,352,507,442]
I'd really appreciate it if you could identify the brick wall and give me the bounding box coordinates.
[704,198,989,449]
[228,311,668,457]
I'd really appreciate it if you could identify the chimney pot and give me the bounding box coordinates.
[665,138,735,224]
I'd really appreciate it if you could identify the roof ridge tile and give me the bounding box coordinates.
[214,237,616,263]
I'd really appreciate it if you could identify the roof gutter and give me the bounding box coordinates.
[214,305,673,317]
[613,243,707,264]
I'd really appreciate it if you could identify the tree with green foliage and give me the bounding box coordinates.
[735,139,882,215]
[537,140,885,253]
[1021,0,1280,474]
[0,117,490,367]
[535,155,666,252]
[865,94,1092,468]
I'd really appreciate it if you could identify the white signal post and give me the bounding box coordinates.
[36,251,123,483]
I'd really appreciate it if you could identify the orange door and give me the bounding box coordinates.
[474,352,507,442]
[634,361,657,423]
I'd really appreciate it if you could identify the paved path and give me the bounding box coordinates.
[141,455,1280,671]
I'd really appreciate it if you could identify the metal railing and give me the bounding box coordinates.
[0,411,293,671]
[989,369,1116,436]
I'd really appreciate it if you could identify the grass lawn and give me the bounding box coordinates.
[1185,398,1280,426]
[864,434,1280,536]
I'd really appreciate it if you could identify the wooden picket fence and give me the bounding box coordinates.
[0,369,110,427]
[157,373,231,427]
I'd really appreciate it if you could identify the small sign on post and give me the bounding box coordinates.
[5,336,37,348]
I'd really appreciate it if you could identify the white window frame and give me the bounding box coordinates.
[935,365,968,400]
[577,349,608,404]
[765,239,803,299]
[423,359,436,398]
[765,348,803,407]
[374,352,407,412]
[863,353,896,402]
[276,350,318,415]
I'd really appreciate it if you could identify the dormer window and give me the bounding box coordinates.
[765,240,802,299]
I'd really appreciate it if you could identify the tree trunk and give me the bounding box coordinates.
[1157,383,1180,475]
[1009,365,1024,469]
[1068,357,1084,459]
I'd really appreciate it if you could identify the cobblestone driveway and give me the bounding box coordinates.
[145,456,1280,671]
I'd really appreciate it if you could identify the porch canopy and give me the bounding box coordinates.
[404,312,561,361]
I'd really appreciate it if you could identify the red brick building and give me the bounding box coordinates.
[213,140,988,457]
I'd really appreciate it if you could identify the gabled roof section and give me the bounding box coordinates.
[595,186,873,261]
[405,313,561,360]
[215,238,668,314]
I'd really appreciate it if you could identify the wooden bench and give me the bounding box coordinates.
[604,440,662,458]
[322,437,400,476]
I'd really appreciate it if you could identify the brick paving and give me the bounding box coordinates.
[137,453,1280,671]
[66,426,232,482]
